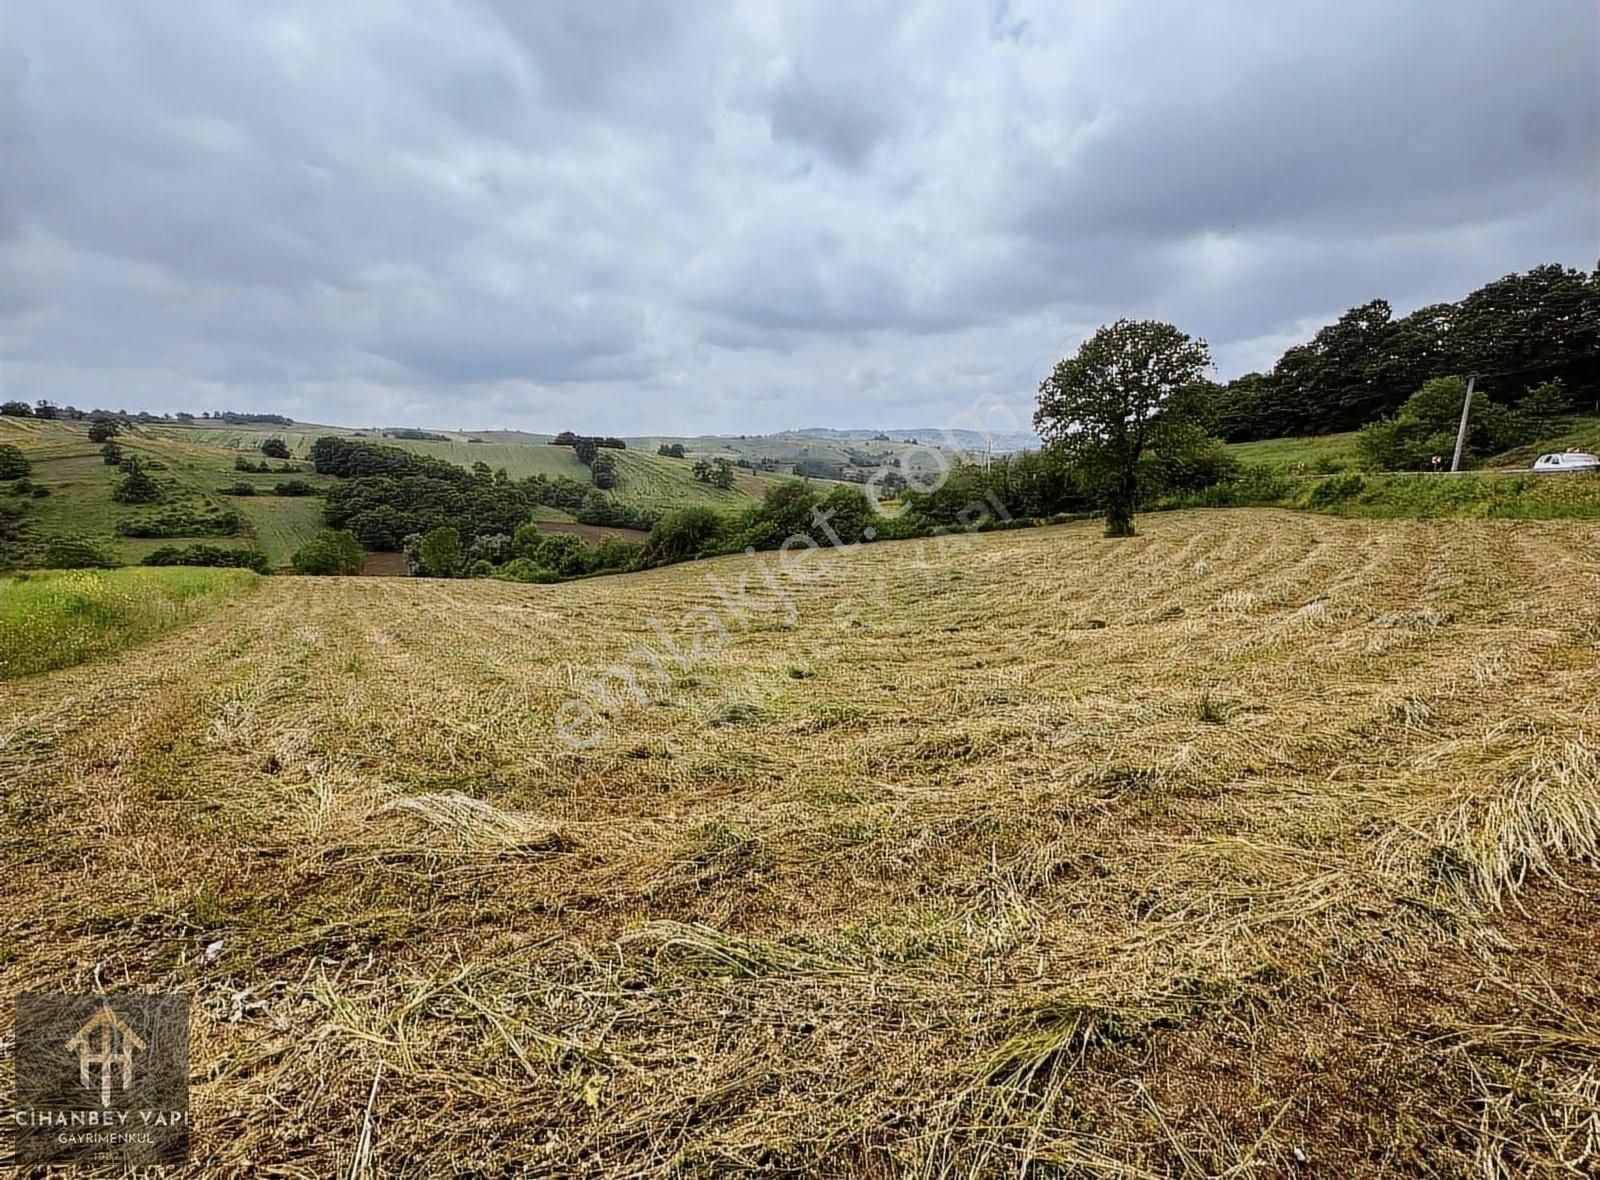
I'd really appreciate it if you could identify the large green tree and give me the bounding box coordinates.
[1034,319,1211,537]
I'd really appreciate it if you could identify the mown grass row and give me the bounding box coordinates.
[0,566,260,679]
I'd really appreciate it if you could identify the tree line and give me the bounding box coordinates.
[1198,263,1599,441]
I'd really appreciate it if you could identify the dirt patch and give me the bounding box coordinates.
[359,551,408,576]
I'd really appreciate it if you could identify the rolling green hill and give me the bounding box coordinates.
[0,418,335,567]
[176,421,791,506]
[1226,415,1600,473]
[1226,431,1363,472]
[0,419,797,570]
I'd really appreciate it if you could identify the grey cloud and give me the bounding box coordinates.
[0,0,1595,433]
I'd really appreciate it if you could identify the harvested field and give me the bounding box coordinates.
[1,510,1597,1176]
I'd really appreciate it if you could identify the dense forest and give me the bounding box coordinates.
[1201,264,1599,440]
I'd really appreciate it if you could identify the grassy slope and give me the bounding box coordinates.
[607,448,774,508]
[632,431,958,477]
[1288,469,1600,519]
[0,419,790,567]
[0,418,337,566]
[1487,414,1600,466]
[0,565,259,678]
[1229,415,1600,473]
[2,511,1596,1174]
[1227,430,1362,471]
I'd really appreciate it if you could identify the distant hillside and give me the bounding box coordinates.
[790,427,1041,452]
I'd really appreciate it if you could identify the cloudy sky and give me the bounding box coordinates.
[2,2,1595,435]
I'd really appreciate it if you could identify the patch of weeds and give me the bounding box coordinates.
[1078,763,1164,797]
[799,701,868,732]
[623,742,670,760]
[709,700,765,726]
[831,907,960,965]
[1371,608,1453,630]
[984,994,1168,1084]
[189,882,275,930]
[908,730,979,764]
[283,908,420,958]
[1194,692,1234,725]
[679,821,774,885]
[785,664,814,680]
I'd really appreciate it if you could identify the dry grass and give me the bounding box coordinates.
[1,509,1597,1176]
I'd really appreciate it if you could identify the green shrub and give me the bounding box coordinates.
[115,504,242,537]
[1154,463,1291,509]
[112,457,162,503]
[509,525,588,575]
[646,505,727,563]
[589,536,643,572]
[142,544,271,573]
[1305,472,1366,507]
[292,529,364,575]
[416,526,462,577]
[0,444,29,480]
[494,557,561,583]
[41,536,117,569]
[1356,377,1540,471]
[273,479,318,497]
[1137,430,1240,501]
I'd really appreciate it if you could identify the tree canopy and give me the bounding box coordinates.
[1035,319,1211,536]
[1206,264,1599,440]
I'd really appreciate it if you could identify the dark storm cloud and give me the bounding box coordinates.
[1,0,1594,434]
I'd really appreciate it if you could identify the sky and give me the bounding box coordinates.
[1,1,1596,436]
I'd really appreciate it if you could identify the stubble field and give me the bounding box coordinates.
[1,510,1597,1176]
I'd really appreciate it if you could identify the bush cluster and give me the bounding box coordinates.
[1356,377,1567,471]
[42,537,118,569]
[291,529,364,575]
[142,544,272,573]
[0,445,30,481]
[116,504,243,537]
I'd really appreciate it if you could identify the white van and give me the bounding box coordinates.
[1531,451,1600,472]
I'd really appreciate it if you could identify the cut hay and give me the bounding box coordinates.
[372,790,569,852]
[2,511,1596,1175]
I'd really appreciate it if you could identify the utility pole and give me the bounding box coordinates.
[1449,373,1477,473]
